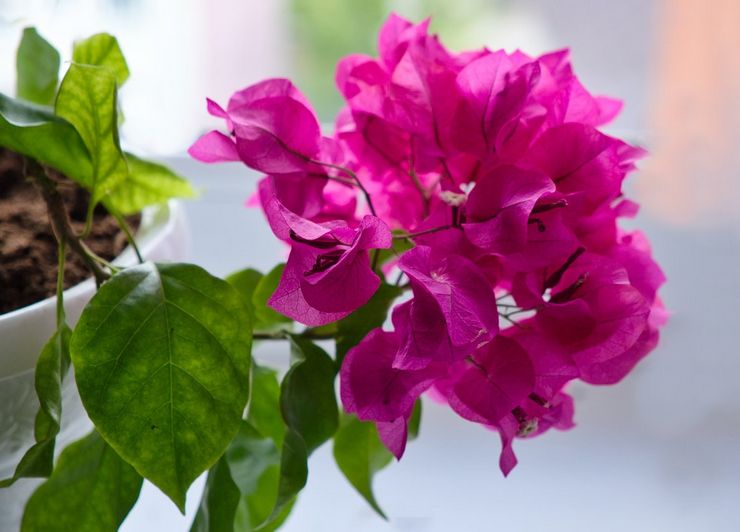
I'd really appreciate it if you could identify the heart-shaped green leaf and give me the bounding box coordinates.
[16,27,60,105]
[21,431,143,532]
[70,262,252,511]
[0,92,92,185]
[73,33,129,86]
[55,63,128,203]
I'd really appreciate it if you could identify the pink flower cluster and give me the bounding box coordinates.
[190,14,666,474]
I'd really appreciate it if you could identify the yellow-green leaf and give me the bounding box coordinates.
[73,32,129,86]
[55,63,127,203]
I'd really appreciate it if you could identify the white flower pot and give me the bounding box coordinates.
[0,200,189,530]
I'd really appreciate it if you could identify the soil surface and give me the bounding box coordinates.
[0,149,140,315]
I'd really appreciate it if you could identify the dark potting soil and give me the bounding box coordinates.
[0,149,140,315]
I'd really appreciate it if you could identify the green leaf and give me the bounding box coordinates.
[282,336,338,453]
[239,367,295,529]
[55,63,128,203]
[252,337,339,530]
[248,365,286,448]
[257,429,307,530]
[70,262,252,511]
[103,152,195,214]
[227,423,286,530]
[0,324,72,487]
[226,268,263,323]
[190,456,241,532]
[408,398,422,440]
[252,265,293,332]
[335,283,401,366]
[191,413,294,531]
[21,431,142,532]
[72,33,129,86]
[333,415,393,518]
[16,27,60,105]
[0,92,92,184]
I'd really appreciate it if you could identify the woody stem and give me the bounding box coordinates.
[26,159,111,286]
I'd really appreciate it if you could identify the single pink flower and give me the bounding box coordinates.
[446,336,536,426]
[340,328,441,457]
[534,253,652,382]
[495,390,575,475]
[393,246,500,369]
[190,78,340,175]
[535,49,623,127]
[526,123,646,214]
[269,218,391,326]
[462,165,556,253]
[451,51,541,157]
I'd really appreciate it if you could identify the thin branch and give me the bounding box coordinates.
[79,200,95,239]
[305,171,355,188]
[500,314,527,330]
[26,160,111,286]
[371,248,380,272]
[311,160,378,217]
[408,150,430,217]
[395,224,455,240]
[253,329,337,341]
[55,237,67,326]
[112,210,143,264]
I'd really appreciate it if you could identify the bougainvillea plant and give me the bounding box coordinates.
[3,14,665,531]
[191,12,667,476]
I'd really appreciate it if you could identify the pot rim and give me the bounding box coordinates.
[0,199,182,324]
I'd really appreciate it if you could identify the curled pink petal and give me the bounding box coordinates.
[187,130,238,163]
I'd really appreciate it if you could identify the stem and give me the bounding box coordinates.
[500,314,527,330]
[502,308,533,317]
[409,167,430,218]
[55,237,67,326]
[112,210,143,264]
[396,224,455,240]
[79,201,95,239]
[305,171,355,188]
[311,160,377,217]
[253,329,337,341]
[408,151,430,217]
[27,160,111,286]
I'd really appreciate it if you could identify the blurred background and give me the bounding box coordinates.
[2,0,739,530]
